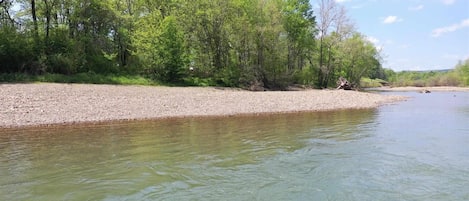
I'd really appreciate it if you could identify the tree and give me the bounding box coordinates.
[2,0,324,89]
[108,0,136,68]
[283,0,316,71]
[31,0,38,39]
[315,0,357,88]
[0,0,16,26]
[336,33,381,86]
[455,58,469,86]
[154,16,189,82]
[133,13,188,82]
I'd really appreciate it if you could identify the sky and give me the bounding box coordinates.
[316,0,469,71]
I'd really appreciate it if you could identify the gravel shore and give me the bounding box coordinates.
[1,83,405,128]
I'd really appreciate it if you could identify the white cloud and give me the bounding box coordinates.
[382,16,402,24]
[441,0,455,5]
[383,16,397,24]
[431,18,469,37]
[409,5,424,11]
[335,0,351,3]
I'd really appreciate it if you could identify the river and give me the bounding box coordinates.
[1,91,468,200]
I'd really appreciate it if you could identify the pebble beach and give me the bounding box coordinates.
[0,83,406,128]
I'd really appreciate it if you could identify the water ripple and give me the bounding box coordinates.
[1,93,468,200]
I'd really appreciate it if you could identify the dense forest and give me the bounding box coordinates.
[0,0,391,89]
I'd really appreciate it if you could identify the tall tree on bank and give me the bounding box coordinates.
[283,0,316,72]
[0,0,15,25]
[133,13,188,82]
[30,0,38,38]
[315,0,382,88]
[316,0,354,88]
[338,33,381,85]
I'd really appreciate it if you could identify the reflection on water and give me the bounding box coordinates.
[1,91,468,200]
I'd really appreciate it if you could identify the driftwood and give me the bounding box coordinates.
[249,80,265,91]
[420,89,431,93]
[336,77,352,90]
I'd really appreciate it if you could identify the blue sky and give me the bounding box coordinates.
[315,0,469,71]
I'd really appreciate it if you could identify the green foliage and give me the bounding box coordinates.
[1,0,387,89]
[360,77,387,88]
[336,33,381,87]
[0,72,157,85]
[283,0,316,71]
[0,27,36,73]
[154,16,189,82]
[133,15,189,83]
[384,61,469,87]
[455,59,469,86]
[294,67,318,86]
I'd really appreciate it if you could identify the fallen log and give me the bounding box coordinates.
[420,89,431,93]
[336,77,352,90]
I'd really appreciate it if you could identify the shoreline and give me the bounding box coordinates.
[372,86,469,92]
[1,83,406,128]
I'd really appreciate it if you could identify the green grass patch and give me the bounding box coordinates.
[0,73,159,86]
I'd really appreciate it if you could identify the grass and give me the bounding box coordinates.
[360,77,388,88]
[0,73,160,86]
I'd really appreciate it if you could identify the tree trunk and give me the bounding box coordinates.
[31,0,38,38]
[43,0,50,40]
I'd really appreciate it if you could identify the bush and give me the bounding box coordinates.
[293,68,317,86]
[437,73,461,86]
[47,53,77,74]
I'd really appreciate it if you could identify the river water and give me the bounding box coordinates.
[1,91,468,201]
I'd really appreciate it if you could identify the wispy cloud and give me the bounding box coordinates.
[382,16,402,24]
[442,53,461,60]
[431,18,469,37]
[335,0,351,3]
[441,0,455,5]
[409,4,424,11]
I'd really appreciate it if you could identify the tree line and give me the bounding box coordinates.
[0,0,385,89]
[384,59,469,87]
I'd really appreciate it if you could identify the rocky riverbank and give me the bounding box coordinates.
[0,83,406,128]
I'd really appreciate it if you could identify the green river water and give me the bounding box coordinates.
[1,91,468,200]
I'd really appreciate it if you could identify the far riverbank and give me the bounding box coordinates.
[373,86,469,92]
